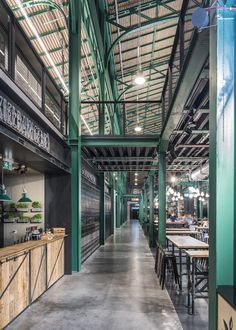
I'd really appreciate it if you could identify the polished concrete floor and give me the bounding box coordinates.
[8,220,182,330]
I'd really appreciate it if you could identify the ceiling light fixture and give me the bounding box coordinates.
[134,73,146,85]
[134,125,142,132]
[135,172,138,176]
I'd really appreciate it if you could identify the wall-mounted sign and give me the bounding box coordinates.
[82,167,97,185]
[0,94,50,153]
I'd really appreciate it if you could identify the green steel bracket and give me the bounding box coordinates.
[13,0,68,27]
[105,13,179,69]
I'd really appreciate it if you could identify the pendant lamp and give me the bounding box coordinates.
[0,184,11,202]
[0,168,11,202]
[18,188,32,203]
[18,166,32,203]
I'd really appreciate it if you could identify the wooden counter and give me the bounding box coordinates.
[0,236,66,329]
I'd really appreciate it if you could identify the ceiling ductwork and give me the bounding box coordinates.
[190,162,209,181]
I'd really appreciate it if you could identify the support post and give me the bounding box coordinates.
[99,173,105,245]
[68,0,81,272]
[158,143,167,247]
[149,174,154,247]
[116,190,121,228]
[209,6,236,329]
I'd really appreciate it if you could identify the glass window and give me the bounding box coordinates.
[45,91,61,129]
[15,52,42,107]
[0,25,8,71]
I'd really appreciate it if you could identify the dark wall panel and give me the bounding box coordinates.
[45,173,71,274]
[105,192,112,239]
[81,178,100,262]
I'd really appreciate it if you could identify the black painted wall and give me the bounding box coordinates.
[45,173,71,274]
[81,178,100,262]
[105,192,112,239]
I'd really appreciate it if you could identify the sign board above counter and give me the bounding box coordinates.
[0,93,50,153]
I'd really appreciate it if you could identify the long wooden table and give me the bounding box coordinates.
[166,230,198,236]
[166,235,209,290]
[186,250,209,314]
[0,236,66,329]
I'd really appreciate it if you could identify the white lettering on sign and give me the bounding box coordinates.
[0,95,50,153]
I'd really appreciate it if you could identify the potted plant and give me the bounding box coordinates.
[3,213,17,223]
[31,201,43,212]
[16,202,29,212]
[4,202,16,212]
[30,213,43,223]
[17,214,30,223]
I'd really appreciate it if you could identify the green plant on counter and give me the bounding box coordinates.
[16,203,29,209]
[4,202,16,211]
[31,214,43,223]
[17,213,30,223]
[32,201,42,209]
[4,213,16,223]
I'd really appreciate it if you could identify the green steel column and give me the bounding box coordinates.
[99,173,105,245]
[139,193,143,224]
[209,5,236,329]
[99,73,105,135]
[199,200,203,219]
[149,175,154,247]
[68,0,82,271]
[158,151,166,247]
[111,176,115,234]
[144,186,148,233]
[116,190,121,228]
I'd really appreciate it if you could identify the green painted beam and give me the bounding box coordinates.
[106,13,180,67]
[107,0,176,21]
[161,29,209,140]
[81,135,159,147]
[29,26,67,40]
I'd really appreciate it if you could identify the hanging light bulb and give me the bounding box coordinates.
[134,72,146,85]
[134,125,142,132]
[0,184,11,202]
[180,196,184,200]
[135,172,138,176]
[201,192,205,197]
[205,193,210,198]
[134,2,146,86]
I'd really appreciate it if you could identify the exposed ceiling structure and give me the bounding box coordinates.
[106,0,198,135]
[5,0,210,186]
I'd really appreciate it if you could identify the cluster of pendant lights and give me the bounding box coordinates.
[0,166,32,203]
[167,186,209,202]
[167,187,184,201]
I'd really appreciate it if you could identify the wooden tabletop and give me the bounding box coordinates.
[166,235,209,249]
[166,231,198,235]
[185,250,209,258]
[0,235,66,262]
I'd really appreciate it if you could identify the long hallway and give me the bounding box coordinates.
[8,220,182,330]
